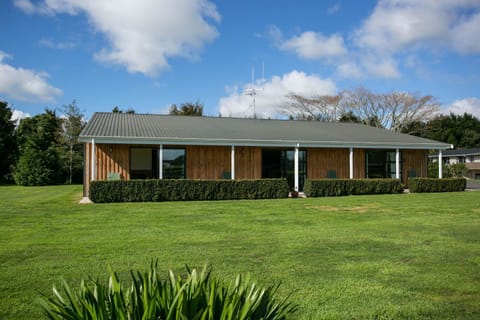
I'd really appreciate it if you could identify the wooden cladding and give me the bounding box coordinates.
[186,146,230,179]
[83,143,130,196]
[96,144,130,181]
[235,146,261,179]
[185,146,261,179]
[307,148,365,179]
[83,143,428,196]
[402,149,427,183]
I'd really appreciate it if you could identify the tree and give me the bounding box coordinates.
[14,109,63,186]
[169,101,203,116]
[112,106,135,114]
[282,94,343,121]
[0,101,17,182]
[282,87,440,132]
[420,113,480,149]
[60,100,85,184]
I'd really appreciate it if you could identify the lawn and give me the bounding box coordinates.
[1,185,479,319]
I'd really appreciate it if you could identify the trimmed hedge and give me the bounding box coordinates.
[303,179,404,197]
[89,178,290,203]
[408,178,466,193]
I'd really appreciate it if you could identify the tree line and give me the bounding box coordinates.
[0,100,85,185]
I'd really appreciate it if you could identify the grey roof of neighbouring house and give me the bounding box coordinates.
[79,112,453,149]
[429,148,480,157]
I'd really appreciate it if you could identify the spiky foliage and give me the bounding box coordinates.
[39,262,297,320]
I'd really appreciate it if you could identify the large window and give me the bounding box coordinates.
[130,147,185,179]
[366,150,400,179]
[163,149,185,179]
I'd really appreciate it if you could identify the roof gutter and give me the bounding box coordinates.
[79,135,452,150]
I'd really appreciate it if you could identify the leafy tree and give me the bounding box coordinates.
[14,109,63,186]
[338,111,362,123]
[112,106,135,114]
[0,101,17,182]
[60,100,85,184]
[169,101,203,116]
[421,113,480,148]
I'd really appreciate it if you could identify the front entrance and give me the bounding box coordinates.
[261,149,307,191]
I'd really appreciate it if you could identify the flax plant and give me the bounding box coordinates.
[39,262,297,320]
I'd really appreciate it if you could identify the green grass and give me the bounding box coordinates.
[1,186,479,319]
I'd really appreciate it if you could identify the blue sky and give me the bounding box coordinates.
[1,0,480,121]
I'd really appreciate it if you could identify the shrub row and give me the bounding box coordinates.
[89,178,290,203]
[303,179,404,197]
[408,178,466,193]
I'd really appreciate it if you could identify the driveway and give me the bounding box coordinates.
[466,180,480,190]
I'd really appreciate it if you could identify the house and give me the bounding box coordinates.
[79,112,453,197]
[429,148,480,179]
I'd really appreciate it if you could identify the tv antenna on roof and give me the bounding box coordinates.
[244,61,265,117]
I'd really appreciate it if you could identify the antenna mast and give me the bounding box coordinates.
[244,62,265,117]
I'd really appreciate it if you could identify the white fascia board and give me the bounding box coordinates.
[78,136,452,150]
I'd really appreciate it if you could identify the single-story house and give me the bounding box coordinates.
[429,148,480,179]
[79,112,453,197]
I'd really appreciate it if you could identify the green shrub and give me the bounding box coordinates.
[39,262,297,320]
[303,179,403,197]
[409,178,466,193]
[90,179,290,203]
[428,162,468,178]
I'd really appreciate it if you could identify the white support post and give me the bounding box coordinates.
[349,147,354,179]
[438,150,443,179]
[159,144,163,179]
[294,144,299,192]
[231,145,235,180]
[395,149,401,179]
[91,138,96,181]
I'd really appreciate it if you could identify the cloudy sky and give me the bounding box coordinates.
[1,0,480,120]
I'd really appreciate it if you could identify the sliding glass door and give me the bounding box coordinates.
[262,149,307,191]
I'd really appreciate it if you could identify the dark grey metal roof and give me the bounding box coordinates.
[79,112,452,149]
[429,148,480,157]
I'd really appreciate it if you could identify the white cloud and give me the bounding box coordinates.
[0,51,62,102]
[348,0,480,79]
[327,3,341,15]
[361,56,400,78]
[281,31,347,60]
[218,70,337,118]
[451,12,480,54]
[15,0,220,76]
[445,98,480,118]
[11,109,31,124]
[336,62,363,79]
[39,38,77,50]
[354,0,480,54]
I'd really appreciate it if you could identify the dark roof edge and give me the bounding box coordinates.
[79,135,452,149]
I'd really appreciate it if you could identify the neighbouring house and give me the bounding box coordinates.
[429,148,480,179]
[79,113,453,197]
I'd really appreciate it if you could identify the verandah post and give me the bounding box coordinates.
[294,144,299,191]
[91,138,96,181]
[349,147,354,179]
[438,150,443,178]
[159,144,163,179]
[395,149,400,179]
[231,145,235,180]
